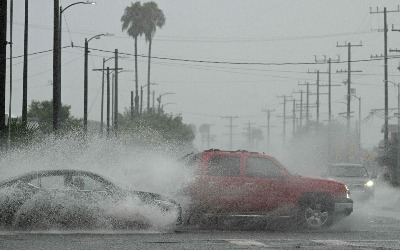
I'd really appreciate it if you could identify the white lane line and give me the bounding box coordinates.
[226,239,268,247]
[312,240,361,247]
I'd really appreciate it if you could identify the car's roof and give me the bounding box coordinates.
[0,169,110,185]
[201,149,271,156]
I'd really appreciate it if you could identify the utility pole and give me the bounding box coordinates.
[84,38,88,132]
[201,124,214,149]
[292,99,296,136]
[101,58,106,134]
[93,66,123,134]
[244,121,256,149]
[107,67,110,135]
[114,50,119,131]
[22,0,28,125]
[307,69,331,125]
[390,32,400,184]
[351,89,362,163]
[8,0,14,147]
[337,42,362,162]
[140,85,143,114]
[313,70,320,124]
[306,83,309,124]
[222,115,238,150]
[0,0,7,140]
[314,55,341,123]
[93,66,122,135]
[293,90,304,131]
[53,0,61,133]
[261,108,274,149]
[337,42,362,134]
[131,91,134,118]
[370,6,400,150]
[152,90,155,111]
[277,95,293,145]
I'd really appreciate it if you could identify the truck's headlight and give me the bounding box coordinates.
[345,185,350,198]
[365,180,374,187]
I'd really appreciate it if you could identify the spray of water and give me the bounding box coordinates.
[0,131,195,231]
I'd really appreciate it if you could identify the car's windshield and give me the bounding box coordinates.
[330,166,369,177]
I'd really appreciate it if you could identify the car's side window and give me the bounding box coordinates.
[208,156,240,177]
[64,175,106,191]
[80,176,107,191]
[28,177,40,188]
[246,157,281,178]
[29,175,65,189]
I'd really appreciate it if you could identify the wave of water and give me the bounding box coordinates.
[0,133,195,231]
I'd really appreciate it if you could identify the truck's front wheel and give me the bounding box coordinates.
[298,196,334,229]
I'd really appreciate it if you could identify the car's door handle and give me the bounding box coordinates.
[245,182,254,186]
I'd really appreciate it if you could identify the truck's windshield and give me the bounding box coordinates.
[330,165,369,177]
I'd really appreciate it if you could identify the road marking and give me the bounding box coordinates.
[312,240,360,247]
[226,239,268,247]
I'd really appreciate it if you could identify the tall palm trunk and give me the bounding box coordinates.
[134,37,139,114]
[147,38,152,111]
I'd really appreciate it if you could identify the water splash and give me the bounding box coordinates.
[0,132,195,231]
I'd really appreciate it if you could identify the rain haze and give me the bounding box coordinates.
[5,0,400,152]
[1,0,400,248]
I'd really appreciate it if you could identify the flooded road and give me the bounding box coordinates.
[0,210,399,250]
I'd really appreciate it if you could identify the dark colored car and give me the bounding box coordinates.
[181,149,353,230]
[0,170,181,229]
[323,163,375,201]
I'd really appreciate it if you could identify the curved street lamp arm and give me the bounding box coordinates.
[88,33,112,43]
[61,1,95,14]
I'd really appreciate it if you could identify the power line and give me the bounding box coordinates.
[6,45,400,67]
[12,21,377,43]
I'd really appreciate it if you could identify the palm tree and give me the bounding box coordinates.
[121,2,143,114]
[141,2,165,111]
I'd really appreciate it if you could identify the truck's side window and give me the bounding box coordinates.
[247,157,281,178]
[208,156,240,177]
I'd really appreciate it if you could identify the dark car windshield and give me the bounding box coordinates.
[329,166,369,177]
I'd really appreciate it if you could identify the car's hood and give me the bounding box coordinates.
[327,176,370,185]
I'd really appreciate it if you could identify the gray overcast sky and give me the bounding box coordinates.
[5,0,400,151]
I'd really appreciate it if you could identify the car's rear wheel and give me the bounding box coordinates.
[298,196,334,230]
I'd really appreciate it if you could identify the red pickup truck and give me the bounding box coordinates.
[181,149,353,229]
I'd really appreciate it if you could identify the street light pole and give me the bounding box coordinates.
[157,92,176,113]
[83,33,112,133]
[140,82,158,114]
[162,102,176,113]
[56,1,95,134]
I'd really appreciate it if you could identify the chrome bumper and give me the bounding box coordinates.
[334,197,353,215]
